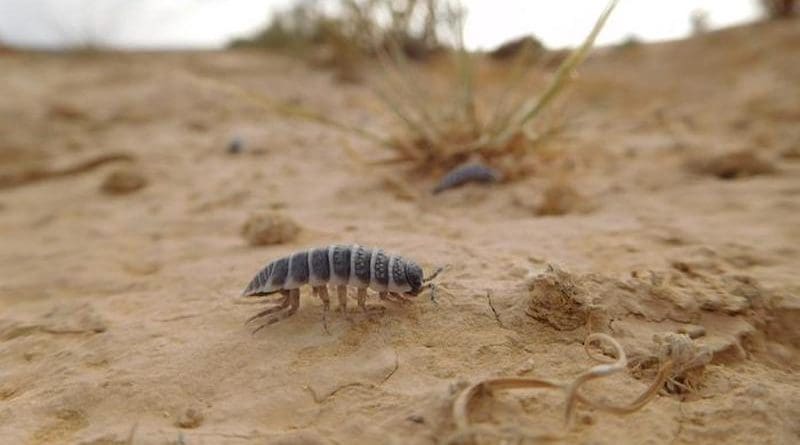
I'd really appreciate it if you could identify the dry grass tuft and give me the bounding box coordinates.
[367,0,618,177]
[208,0,618,181]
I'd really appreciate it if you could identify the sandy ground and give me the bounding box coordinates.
[1,20,799,445]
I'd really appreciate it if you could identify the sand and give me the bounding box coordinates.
[1,20,799,445]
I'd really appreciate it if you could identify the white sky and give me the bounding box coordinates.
[0,1,761,50]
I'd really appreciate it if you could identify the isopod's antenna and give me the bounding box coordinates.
[423,266,445,283]
[422,265,446,304]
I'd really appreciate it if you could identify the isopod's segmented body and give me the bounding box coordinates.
[241,244,439,332]
[432,162,503,194]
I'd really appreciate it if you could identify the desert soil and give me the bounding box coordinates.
[1,20,799,445]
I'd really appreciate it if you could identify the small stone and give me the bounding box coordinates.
[535,182,591,216]
[241,212,300,246]
[175,408,204,429]
[101,168,147,195]
[406,414,425,424]
[227,136,244,154]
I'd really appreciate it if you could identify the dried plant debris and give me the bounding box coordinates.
[638,333,712,395]
[432,162,503,194]
[100,167,148,195]
[241,212,301,246]
[447,333,672,443]
[687,150,777,179]
[0,153,134,190]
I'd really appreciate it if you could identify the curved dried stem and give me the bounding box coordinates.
[451,332,672,440]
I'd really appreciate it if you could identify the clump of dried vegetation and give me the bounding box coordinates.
[446,333,674,443]
[220,0,618,180]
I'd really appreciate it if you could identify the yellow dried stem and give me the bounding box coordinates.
[451,333,672,441]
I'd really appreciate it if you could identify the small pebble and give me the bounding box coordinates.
[406,414,426,424]
[241,212,300,246]
[227,136,244,154]
[175,408,204,429]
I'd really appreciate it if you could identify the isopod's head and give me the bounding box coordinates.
[406,261,424,296]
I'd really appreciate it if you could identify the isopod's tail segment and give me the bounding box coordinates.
[422,265,446,304]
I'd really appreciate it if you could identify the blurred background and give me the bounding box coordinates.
[0,0,771,51]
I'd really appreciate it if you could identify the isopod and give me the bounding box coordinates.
[432,162,503,194]
[241,244,442,333]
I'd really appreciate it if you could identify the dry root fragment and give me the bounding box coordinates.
[448,333,672,443]
[241,212,300,247]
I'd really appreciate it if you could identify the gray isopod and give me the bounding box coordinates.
[432,162,503,194]
[241,244,442,332]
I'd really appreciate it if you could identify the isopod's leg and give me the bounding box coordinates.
[389,292,412,304]
[357,288,384,314]
[380,292,409,305]
[287,289,300,317]
[246,291,290,325]
[252,289,301,334]
[336,285,348,313]
[357,287,368,312]
[315,286,331,333]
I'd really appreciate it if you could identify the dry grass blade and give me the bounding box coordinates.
[485,38,545,135]
[178,70,393,149]
[372,38,444,147]
[450,333,671,441]
[451,5,479,133]
[489,0,619,149]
